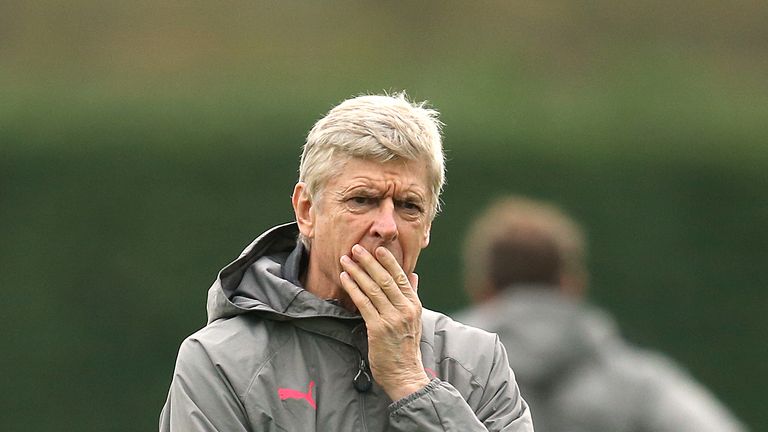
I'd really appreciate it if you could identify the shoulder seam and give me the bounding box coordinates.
[440,355,488,391]
[242,321,296,400]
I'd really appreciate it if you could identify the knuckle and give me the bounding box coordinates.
[377,276,396,290]
[393,273,409,286]
[363,290,381,304]
[406,304,421,318]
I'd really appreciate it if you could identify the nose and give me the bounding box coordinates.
[370,199,399,243]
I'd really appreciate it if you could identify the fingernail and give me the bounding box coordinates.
[352,244,363,255]
[340,255,351,264]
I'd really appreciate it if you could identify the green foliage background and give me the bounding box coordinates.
[2,1,767,430]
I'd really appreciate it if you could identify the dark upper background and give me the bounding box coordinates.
[2,1,766,430]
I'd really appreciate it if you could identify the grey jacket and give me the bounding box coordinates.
[160,223,533,431]
[456,288,747,432]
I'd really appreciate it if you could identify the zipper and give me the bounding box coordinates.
[354,349,372,431]
[351,323,372,393]
[351,323,372,430]
[354,357,372,392]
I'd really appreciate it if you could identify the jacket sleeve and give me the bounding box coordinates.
[159,337,251,432]
[388,336,534,432]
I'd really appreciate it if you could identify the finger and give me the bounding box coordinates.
[351,245,410,307]
[408,273,419,293]
[339,271,380,322]
[340,254,398,315]
[374,247,411,290]
[374,246,419,304]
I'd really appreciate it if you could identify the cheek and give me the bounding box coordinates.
[335,214,370,247]
[412,221,430,246]
[402,225,429,255]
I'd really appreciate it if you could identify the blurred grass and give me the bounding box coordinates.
[2,1,767,430]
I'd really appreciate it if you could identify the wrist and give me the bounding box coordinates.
[383,372,431,401]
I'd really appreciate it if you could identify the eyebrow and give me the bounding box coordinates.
[338,185,379,197]
[397,191,426,202]
[337,181,428,201]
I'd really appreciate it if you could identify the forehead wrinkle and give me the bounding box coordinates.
[336,174,421,192]
[397,178,428,200]
[354,180,427,202]
[326,160,429,203]
[337,177,381,195]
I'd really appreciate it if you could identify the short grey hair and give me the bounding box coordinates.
[298,92,445,218]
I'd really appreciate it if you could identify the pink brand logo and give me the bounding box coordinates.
[278,381,316,410]
[425,367,439,379]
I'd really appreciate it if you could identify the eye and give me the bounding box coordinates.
[397,200,424,215]
[347,196,377,208]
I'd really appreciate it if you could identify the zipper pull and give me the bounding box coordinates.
[353,358,372,392]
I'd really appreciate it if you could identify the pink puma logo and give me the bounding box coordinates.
[278,381,316,410]
[425,367,439,379]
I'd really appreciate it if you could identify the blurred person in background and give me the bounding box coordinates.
[160,94,533,431]
[455,195,746,432]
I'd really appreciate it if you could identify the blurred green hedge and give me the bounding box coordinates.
[3,1,768,429]
[2,81,766,430]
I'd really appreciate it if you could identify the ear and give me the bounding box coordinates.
[292,182,315,239]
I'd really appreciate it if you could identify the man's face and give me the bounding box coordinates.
[295,157,433,293]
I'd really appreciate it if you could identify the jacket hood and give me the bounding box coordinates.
[206,222,361,325]
[456,288,620,389]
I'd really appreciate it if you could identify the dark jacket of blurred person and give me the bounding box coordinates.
[455,195,747,432]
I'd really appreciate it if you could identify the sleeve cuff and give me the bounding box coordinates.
[388,377,442,414]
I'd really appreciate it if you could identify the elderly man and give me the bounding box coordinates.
[456,195,746,432]
[159,94,533,431]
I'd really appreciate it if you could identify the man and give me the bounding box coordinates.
[159,94,533,431]
[456,195,747,432]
